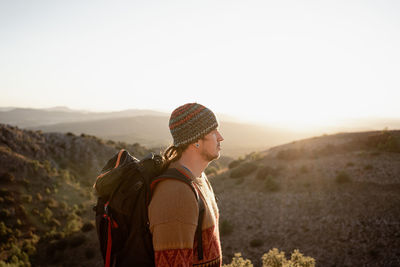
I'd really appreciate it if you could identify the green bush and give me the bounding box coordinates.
[256,166,279,180]
[0,222,12,242]
[335,171,351,184]
[220,219,234,236]
[228,159,245,169]
[223,250,315,267]
[261,248,315,267]
[223,253,253,267]
[264,176,280,192]
[81,222,95,233]
[230,163,258,178]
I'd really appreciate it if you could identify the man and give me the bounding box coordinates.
[149,103,224,267]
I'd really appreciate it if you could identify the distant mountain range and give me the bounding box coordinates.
[1,106,399,158]
[0,107,168,127]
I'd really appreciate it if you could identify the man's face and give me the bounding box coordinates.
[199,128,224,162]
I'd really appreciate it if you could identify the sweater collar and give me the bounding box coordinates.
[169,161,200,181]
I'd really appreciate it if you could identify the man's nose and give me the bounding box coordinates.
[217,132,224,141]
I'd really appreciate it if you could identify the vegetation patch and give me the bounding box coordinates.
[223,249,315,267]
[256,166,280,180]
[264,176,280,192]
[229,159,245,169]
[230,162,258,178]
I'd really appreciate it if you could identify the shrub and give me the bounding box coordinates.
[223,253,253,267]
[220,220,234,236]
[261,248,315,267]
[256,166,279,180]
[276,149,303,160]
[249,238,263,247]
[228,159,245,169]
[31,208,39,216]
[230,163,258,178]
[21,194,32,203]
[261,248,287,267]
[264,176,280,192]
[81,222,95,233]
[50,218,61,228]
[0,209,11,219]
[205,166,218,176]
[41,208,53,224]
[289,249,316,267]
[0,222,12,242]
[335,171,351,184]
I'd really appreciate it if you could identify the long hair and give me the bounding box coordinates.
[162,143,190,171]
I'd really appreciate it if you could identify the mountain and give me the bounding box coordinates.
[212,129,400,266]
[28,116,310,158]
[0,107,168,128]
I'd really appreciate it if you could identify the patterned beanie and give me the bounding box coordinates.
[169,103,219,147]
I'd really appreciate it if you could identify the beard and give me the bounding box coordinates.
[200,147,220,162]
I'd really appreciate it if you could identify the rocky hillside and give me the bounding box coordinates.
[0,124,231,266]
[211,130,400,266]
[0,124,152,266]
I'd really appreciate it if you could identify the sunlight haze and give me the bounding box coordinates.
[1,0,399,129]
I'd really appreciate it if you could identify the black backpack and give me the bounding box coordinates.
[93,149,205,267]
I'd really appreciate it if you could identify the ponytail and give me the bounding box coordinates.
[162,144,189,170]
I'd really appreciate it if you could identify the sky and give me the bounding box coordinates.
[1,0,399,129]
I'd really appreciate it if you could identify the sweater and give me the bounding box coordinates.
[148,162,222,267]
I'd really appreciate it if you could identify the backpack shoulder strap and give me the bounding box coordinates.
[151,168,199,199]
[150,168,205,261]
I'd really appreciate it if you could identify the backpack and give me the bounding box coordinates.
[93,149,205,267]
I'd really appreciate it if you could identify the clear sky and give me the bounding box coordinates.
[1,0,399,128]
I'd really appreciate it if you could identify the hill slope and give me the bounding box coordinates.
[0,124,151,266]
[211,130,400,266]
[29,116,305,158]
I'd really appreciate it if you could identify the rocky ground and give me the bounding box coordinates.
[211,130,400,266]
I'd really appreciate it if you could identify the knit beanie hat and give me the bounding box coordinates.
[169,103,219,147]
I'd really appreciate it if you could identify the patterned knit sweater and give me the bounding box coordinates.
[148,162,222,267]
